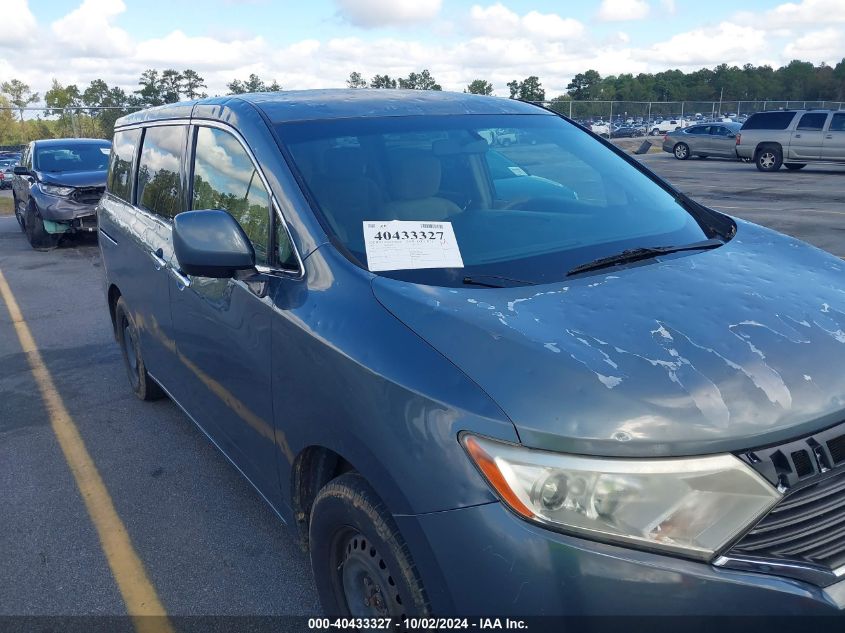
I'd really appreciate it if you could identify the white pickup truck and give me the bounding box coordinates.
[648,119,689,135]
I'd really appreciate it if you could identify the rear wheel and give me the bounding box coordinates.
[673,143,690,160]
[309,473,429,618]
[784,163,806,171]
[24,204,58,249]
[114,297,165,401]
[755,146,782,172]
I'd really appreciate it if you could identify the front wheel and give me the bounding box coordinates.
[784,163,806,171]
[309,473,430,618]
[673,143,690,160]
[24,204,58,249]
[13,195,25,232]
[114,297,165,401]
[755,146,782,172]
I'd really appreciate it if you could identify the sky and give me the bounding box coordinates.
[1,0,843,100]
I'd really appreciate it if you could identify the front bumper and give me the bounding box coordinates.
[397,501,845,615]
[33,190,100,224]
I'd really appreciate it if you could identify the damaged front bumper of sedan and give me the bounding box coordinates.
[35,186,104,234]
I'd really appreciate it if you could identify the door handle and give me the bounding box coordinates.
[793,133,801,138]
[826,134,834,139]
[168,267,191,290]
[149,248,167,270]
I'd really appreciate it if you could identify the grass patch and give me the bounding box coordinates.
[0,196,13,217]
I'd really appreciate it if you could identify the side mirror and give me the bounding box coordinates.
[172,209,255,278]
[13,166,30,176]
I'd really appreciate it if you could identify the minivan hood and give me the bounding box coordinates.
[39,170,106,188]
[372,221,845,457]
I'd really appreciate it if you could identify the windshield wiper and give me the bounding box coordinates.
[566,238,724,277]
[462,275,536,288]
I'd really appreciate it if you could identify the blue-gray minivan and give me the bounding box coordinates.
[98,90,845,617]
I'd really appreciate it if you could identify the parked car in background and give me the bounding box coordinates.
[649,119,688,135]
[736,109,845,171]
[662,122,742,160]
[99,90,845,618]
[0,159,17,189]
[12,138,111,248]
[610,126,644,138]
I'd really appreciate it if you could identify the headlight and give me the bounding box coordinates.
[40,184,74,197]
[462,434,780,560]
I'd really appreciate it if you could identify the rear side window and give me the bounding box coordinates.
[107,129,141,203]
[796,113,828,131]
[191,126,274,266]
[686,126,709,135]
[741,111,796,130]
[831,113,845,132]
[137,125,188,219]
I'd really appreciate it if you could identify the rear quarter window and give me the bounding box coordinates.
[107,129,141,203]
[741,111,797,131]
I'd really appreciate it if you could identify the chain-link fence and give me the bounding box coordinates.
[534,99,845,124]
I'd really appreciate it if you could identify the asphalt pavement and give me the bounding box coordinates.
[0,214,319,617]
[0,155,843,620]
[635,152,845,257]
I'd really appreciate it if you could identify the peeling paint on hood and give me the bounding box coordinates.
[372,220,845,457]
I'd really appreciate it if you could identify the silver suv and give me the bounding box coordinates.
[736,109,845,171]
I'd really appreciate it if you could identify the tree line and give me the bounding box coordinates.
[1,59,844,145]
[0,68,283,143]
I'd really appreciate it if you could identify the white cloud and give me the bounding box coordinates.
[135,31,268,70]
[334,0,442,28]
[660,0,677,14]
[1,0,37,48]
[469,4,584,40]
[739,0,845,29]
[1,0,841,111]
[596,0,650,22]
[784,28,844,63]
[50,0,132,57]
[637,22,767,66]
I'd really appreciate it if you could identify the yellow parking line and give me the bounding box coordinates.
[0,270,174,633]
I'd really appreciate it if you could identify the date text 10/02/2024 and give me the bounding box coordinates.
[307,617,529,630]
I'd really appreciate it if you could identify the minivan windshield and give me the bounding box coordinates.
[278,114,720,286]
[35,143,111,173]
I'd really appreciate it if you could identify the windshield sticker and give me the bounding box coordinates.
[507,166,528,176]
[363,220,464,272]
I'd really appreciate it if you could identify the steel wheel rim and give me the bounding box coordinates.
[334,529,405,619]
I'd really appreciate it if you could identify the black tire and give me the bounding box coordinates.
[309,473,429,618]
[13,194,25,232]
[114,297,165,401]
[755,145,782,172]
[24,204,58,249]
[673,143,690,160]
[784,163,806,171]
[650,128,660,136]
